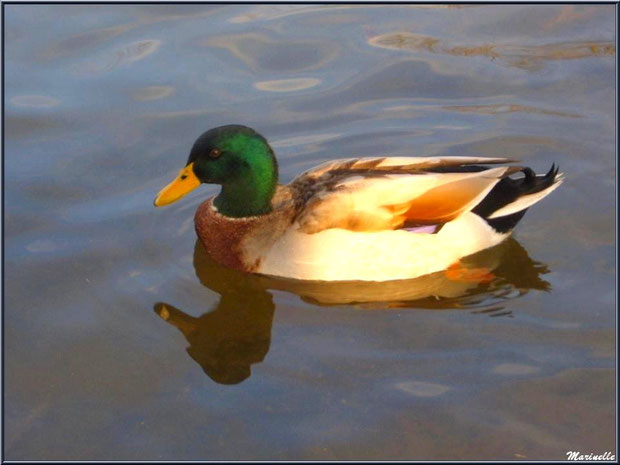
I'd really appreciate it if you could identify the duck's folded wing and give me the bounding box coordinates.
[293,156,515,179]
[290,157,519,233]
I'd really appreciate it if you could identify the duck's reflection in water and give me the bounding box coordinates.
[155,238,550,384]
[154,295,273,385]
[154,246,275,384]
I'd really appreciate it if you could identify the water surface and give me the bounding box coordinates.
[3,4,616,460]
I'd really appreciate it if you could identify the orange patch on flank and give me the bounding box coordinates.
[444,261,496,283]
[386,177,492,226]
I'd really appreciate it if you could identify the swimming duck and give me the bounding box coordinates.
[154,125,562,282]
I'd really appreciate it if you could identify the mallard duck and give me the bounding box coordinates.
[154,125,562,282]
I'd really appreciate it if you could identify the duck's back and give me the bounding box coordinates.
[257,156,562,281]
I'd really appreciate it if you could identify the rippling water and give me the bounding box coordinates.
[3,4,616,460]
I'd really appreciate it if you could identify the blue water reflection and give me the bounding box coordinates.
[3,4,615,460]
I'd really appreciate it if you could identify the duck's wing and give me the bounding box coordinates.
[289,156,525,233]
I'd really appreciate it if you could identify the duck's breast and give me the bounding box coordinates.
[194,199,263,272]
[194,195,296,273]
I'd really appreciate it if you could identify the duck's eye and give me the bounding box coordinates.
[209,148,221,158]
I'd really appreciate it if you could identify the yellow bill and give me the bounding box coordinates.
[154,162,201,206]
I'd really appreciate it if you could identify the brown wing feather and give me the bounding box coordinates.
[293,156,516,183]
[289,157,519,234]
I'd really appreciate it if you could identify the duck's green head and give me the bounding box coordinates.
[154,125,278,217]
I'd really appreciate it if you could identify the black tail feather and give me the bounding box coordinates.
[473,163,560,233]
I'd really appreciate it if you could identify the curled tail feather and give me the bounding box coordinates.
[473,164,563,233]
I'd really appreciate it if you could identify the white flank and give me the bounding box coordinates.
[258,212,507,282]
[488,176,564,219]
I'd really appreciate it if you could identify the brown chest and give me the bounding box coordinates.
[193,189,297,274]
[194,199,261,272]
